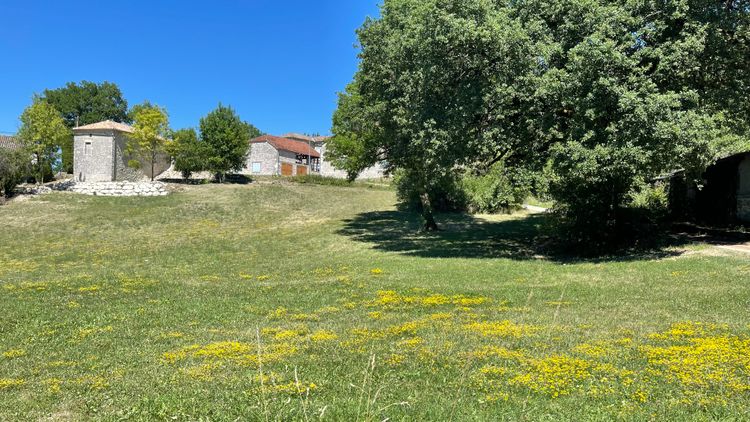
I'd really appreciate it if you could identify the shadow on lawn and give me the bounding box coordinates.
[337,211,707,263]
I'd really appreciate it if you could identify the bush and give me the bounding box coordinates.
[548,143,644,251]
[393,163,534,215]
[0,148,31,198]
[167,128,207,181]
[460,163,532,214]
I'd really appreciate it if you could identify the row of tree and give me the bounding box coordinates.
[327,0,750,247]
[4,81,261,194]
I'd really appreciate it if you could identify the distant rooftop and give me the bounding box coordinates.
[72,120,134,133]
[251,135,321,158]
[0,134,22,150]
[282,133,331,143]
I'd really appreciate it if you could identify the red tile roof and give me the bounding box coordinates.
[251,135,321,158]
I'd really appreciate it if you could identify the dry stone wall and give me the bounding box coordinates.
[69,182,169,197]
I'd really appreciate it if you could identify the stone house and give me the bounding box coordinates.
[72,120,170,182]
[245,135,321,176]
[280,133,387,180]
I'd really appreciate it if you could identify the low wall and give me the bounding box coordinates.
[69,181,169,197]
[19,181,170,197]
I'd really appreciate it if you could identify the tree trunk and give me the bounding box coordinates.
[419,191,439,232]
[151,153,155,182]
[37,150,44,186]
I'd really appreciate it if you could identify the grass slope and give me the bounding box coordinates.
[1,183,749,421]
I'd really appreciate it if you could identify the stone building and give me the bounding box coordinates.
[279,133,387,180]
[245,135,321,176]
[72,120,170,182]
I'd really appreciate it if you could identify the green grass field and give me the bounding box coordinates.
[1,182,749,421]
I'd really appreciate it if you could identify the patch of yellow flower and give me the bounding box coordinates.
[386,354,406,366]
[464,320,539,338]
[642,330,750,393]
[75,325,113,341]
[44,378,63,394]
[0,378,25,390]
[77,285,101,293]
[509,355,592,397]
[164,341,299,368]
[369,290,490,309]
[310,330,338,342]
[368,311,383,320]
[370,268,383,275]
[573,341,612,358]
[2,349,26,359]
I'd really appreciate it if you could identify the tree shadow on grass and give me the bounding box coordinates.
[337,211,702,263]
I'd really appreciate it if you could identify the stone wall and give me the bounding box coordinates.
[113,133,172,181]
[318,143,387,180]
[245,142,278,175]
[74,131,115,182]
[70,182,169,197]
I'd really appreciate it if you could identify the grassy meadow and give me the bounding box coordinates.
[1,182,749,421]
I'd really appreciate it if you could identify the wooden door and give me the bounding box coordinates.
[297,165,308,176]
[281,162,293,176]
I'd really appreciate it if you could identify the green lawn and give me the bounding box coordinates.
[1,183,749,421]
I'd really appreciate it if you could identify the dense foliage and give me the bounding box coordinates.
[331,0,749,243]
[18,99,70,185]
[166,128,207,181]
[199,105,253,182]
[0,148,31,198]
[40,81,129,172]
[127,103,170,181]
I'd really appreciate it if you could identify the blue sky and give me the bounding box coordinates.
[0,1,380,136]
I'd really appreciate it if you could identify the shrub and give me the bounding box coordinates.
[460,163,533,214]
[167,128,207,181]
[0,148,31,198]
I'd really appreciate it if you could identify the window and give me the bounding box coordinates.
[252,162,262,174]
[84,142,92,155]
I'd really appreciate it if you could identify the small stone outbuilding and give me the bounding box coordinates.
[72,120,170,182]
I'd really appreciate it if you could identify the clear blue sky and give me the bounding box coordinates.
[0,1,380,136]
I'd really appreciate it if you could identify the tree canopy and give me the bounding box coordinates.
[200,105,254,182]
[18,99,70,184]
[128,103,170,181]
[40,81,129,172]
[331,0,749,240]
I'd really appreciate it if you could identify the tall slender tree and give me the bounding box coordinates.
[128,103,170,181]
[18,99,70,185]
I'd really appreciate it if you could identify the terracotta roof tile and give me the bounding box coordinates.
[251,135,321,158]
[72,120,134,133]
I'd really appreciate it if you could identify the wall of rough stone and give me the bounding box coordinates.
[318,143,387,180]
[245,142,279,175]
[113,133,171,181]
[74,131,115,182]
[69,181,169,197]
